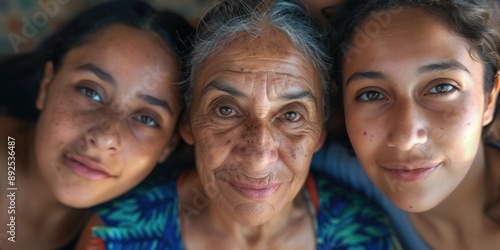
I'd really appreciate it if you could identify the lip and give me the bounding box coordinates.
[64,154,114,180]
[230,181,280,200]
[380,162,441,183]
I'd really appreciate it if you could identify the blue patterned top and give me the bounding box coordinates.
[92,171,402,250]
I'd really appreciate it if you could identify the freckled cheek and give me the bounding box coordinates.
[192,126,236,170]
[279,137,316,173]
[37,102,82,143]
[346,115,379,145]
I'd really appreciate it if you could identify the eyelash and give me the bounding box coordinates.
[77,86,161,129]
[133,115,159,128]
[354,81,460,103]
[214,104,241,120]
[355,90,387,102]
[425,83,458,96]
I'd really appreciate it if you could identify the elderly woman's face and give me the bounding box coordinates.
[181,29,325,225]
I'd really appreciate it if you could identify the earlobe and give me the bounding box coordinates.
[36,61,54,110]
[179,115,194,145]
[482,73,500,126]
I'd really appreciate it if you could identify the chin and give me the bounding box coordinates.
[235,215,271,226]
[388,194,443,213]
[52,186,104,208]
[230,203,277,226]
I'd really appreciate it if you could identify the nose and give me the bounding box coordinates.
[234,119,279,171]
[85,118,122,151]
[387,100,428,151]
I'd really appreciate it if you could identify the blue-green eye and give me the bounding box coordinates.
[79,87,102,103]
[356,90,386,102]
[134,115,159,127]
[428,83,456,95]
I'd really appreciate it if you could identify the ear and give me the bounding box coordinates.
[36,61,54,110]
[157,133,179,163]
[179,114,194,145]
[313,126,327,152]
[482,73,500,126]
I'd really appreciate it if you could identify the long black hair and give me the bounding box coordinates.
[0,0,194,121]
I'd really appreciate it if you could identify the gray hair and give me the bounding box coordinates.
[185,0,331,121]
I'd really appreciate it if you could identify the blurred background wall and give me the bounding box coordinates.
[0,0,216,57]
[1,0,499,58]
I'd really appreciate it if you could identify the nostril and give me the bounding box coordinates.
[89,137,97,146]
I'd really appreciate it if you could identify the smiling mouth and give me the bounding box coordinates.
[64,154,113,180]
[382,163,441,183]
[230,182,280,200]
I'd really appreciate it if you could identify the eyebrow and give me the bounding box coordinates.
[280,90,316,103]
[417,60,471,76]
[201,81,317,104]
[76,63,116,86]
[346,71,386,86]
[346,60,471,86]
[200,81,245,98]
[137,94,173,115]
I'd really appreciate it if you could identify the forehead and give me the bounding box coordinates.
[343,7,480,78]
[62,25,178,80]
[195,28,321,92]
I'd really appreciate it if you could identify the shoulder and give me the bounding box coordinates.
[91,170,183,249]
[312,172,402,249]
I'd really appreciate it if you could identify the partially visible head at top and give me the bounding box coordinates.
[330,0,500,212]
[179,0,329,226]
[33,1,195,208]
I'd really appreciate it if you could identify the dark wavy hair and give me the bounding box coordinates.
[0,0,194,121]
[330,0,500,148]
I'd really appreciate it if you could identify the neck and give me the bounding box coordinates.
[410,143,497,232]
[207,195,298,242]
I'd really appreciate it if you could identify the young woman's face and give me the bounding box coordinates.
[35,25,182,207]
[342,8,499,212]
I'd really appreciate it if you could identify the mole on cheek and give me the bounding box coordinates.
[363,132,367,136]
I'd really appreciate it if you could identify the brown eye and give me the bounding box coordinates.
[428,83,456,94]
[356,90,386,102]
